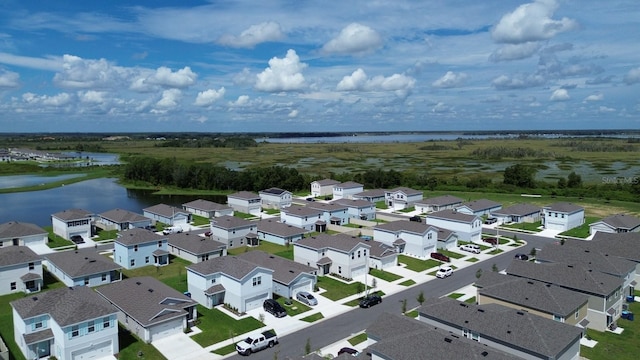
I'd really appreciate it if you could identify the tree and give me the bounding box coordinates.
[401,299,407,314]
[416,290,425,306]
[492,263,499,272]
[557,177,567,189]
[304,338,312,355]
[475,268,483,279]
[530,247,537,257]
[503,164,536,188]
[567,171,582,188]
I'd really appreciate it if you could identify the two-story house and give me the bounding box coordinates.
[182,199,233,218]
[143,203,191,226]
[259,187,292,209]
[280,206,325,232]
[113,228,169,269]
[455,199,502,217]
[425,209,482,243]
[489,203,541,225]
[10,286,119,360]
[307,202,350,226]
[209,215,257,248]
[227,191,261,215]
[294,233,370,279]
[414,195,464,213]
[331,198,376,221]
[332,181,364,200]
[187,256,273,311]
[352,189,386,203]
[373,221,440,258]
[310,179,340,198]
[0,221,48,247]
[0,246,42,295]
[589,213,640,235]
[167,232,227,263]
[45,249,122,287]
[542,202,584,232]
[256,219,307,246]
[384,187,423,211]
[51,209,93,241]
[97,209,151,231]
[588,232,640,287]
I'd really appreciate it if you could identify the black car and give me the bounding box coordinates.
[409,215,422,222]
[70,235,85,244]
[514,253,529,261]
[359,294,382,308]
[263,299,287,318]
[337,347,360,356]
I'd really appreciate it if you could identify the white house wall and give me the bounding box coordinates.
[0,261,43,295]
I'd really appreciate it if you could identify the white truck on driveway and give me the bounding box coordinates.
[236,330,278,356]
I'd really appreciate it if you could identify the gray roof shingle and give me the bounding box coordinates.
[228,191,260,200]
[295,233,370,253]
[99,208,148,223]
[543,202,584,213]
[598,213,640,231]
[182,199,231,212]
[187,256,270,280]
[116,228,166,246]
[257,219,307,237]
[51,208,93,221]
[143,203,189,217]
[492,203,541,217]
[374,220,433,234]
[0,221,47,238]
[44,249,122,277]
[427,209,479,223]
[415,195,464,207]
[457,199,502,212]
[210,215,254,230]
[237,250,315,285]
[0,246,41,267]
[167,232,226,255]
[537,242,636,278]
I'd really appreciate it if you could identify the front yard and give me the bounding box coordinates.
[580,300,640,360]
[398,255,442,272]
[559,216,599,238]
[121,256,191,293]
[316,276,367,301]
[191,305,263,348]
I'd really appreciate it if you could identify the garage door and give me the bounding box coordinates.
[545,221,564,231]
[351,265,366,278]
[244,293,269,312]
[290,281,311,297]
[72,340,112,360]
[149,318,183,342]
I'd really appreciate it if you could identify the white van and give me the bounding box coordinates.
[162,225,183,235]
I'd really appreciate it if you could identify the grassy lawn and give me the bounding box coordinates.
[211,343,237,356]
[580,302,640,360]
[300,313,324,322]
[274,295,311,316]
[399,279,416,286]
[465,297,476,304]
[191,306,263,347]
[262,208,281,215]
[94,228,118,241]
[438,249,465,259]
[317,277,367,301]
[398,255,442,272]
[121,256,191,293]
[488,249,504,255]
[369,268,402,282]
[466,257,480,262]
[347,333,368,346]
[502,221,543,232]
[117,326,167,360]
[399,206,415,213]
[0,292,28,360]
[228,242,293,260]
[559,216,599,238]
[191,215,210,226]
[448,293,464,299]
[43,226,74,248]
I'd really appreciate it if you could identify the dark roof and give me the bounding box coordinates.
[427,209,479,223]
[227,191,260,200]
[51,208,93,221]
[205,284,225,295]
[0,221,47,238]
[457,199,502,212]
[257,219,307,237]
[20,272,42,281]
[295,233,370,253]
[238,250,315,285]
[99,208,148,223]
[353,188,386,198]
[312,178,340,186]
[281,206,323,217]
[588,232,640,261]
[475,271,588,317]
[418,297,583,359]
[374,220,433,234]
[385,187,422,196]
[143,203,189,218]
[491,203,541,217]
[11,286,117,326]
[23,328,54,345]
[182,199,231,212]
[597,213,640,230]
[0,246,41,267]
[96,276,196,327]
[336,181,363,189]
[543,202,584,213]
[167,232,226,255]
[435,227,455,241]
[210,215,254,230]
[116,228,166,246]
[259,187,290,195]
[368,242,397,259]
[307,202,347,212]
[187,256,270,280]
[537,242,636,278]
[44,249,122,277]
[416,195,464,207]
[331,198,375,208]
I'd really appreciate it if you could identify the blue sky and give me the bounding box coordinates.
[0,0,638,133]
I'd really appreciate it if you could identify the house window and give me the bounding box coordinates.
[28,262,35,270]
[134,245,138,252]
[575,311,579,319]
[252,276,262,286]
[102,274,107,281]
[88,321,95,333]
[202,254,209,261]
[145,256,150,263]
[561,214,565,218]
[358,250,361,258]
[553,314,562,321]
[10,282,16,291]
[34,321,43,329]
[158,241,162,247]
[84,278,89,285]
[364,250,367,256]
[71,325,79,337]
[338,266,342,274]
[351,253,354,260]
[130,259,135,267]
[211,278,216,284]
[103,317,110,328]
[428,233,432,239]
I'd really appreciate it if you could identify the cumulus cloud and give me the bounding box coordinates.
[583,93,603,102]
[78,90,107,104]
[53,55,129,89]
[432,71,469,88]
[492,0,578,44]
[550,88,570,101]
[229,95,250,107]
[623,67,640,85]
[336,68,415,96]
[0,69,19,87]
[489,42,542,62]
[255,49,307,92]
[492,73,546,90]
[156,89,182,108]
[217,22,284,48]
[194,87,226,106]
[144,66,197,88]
[22,92,72,106]
[288,109,299,118]
[432,102,450,113]
[322,23,383,55]
[336,68,369,91]
[599,106,615,113]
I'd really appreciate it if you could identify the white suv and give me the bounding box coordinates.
[436,266,453,278]
[459,244,481,254]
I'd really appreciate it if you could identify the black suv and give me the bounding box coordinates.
[263,299,287,318]
[359,294,382,308]
[409,215,422,222]
[70,235,85,244]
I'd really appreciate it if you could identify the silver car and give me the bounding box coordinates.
[296,291,318,306]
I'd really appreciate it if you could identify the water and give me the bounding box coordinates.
[41,151,121,167]
[0,178,227,227]
[0,174,86,189]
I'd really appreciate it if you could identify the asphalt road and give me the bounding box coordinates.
[228,229,557,360]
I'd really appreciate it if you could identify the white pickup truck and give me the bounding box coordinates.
[236,330,278,356]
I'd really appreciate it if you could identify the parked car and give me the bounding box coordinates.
[409,215,422,222]
[359,214,368,220]
[436,266,453,278]
[484,217,497,224]
[359,294,382,308]
[162,225,183,235]
[70,235,85,244]
[430,252,450,262]
[236,330,278,356]
[204,231,212,237]
[145,225,157,231]
[306,197,315,201]
[263,299,287,318]
[296,291,318,306]
[514,253,529,261]
[337,347,360,356]
[483,237,498,245]
[459,244,481,254]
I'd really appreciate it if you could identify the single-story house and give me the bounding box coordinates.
[227,191,261,215]
[331,198,376,221]
[352,189,386,203]
[310,179,340,198]
[384,187,423,211]
[332,181,364,200]
[113,228,169,270]
[182,199,233,218]
[307,202,350,226]
[542,202,584,232]
[11,286,119,360]
[97,209,152,231]
[167,232,227,263]
[259,187,292,209]
[51,208,93,241]
[280,206,325,232]
[210,215,258,248]
[490,203,541,224]
[238,250,317,299]
[0,221,48,247]
[256,219,307,246]
[435,227,458,250]
[0,246,42,296]
[373,221,440,258]
[455,199,502,217]
[96,276,197,343]
[418,297,583,360]
[425,209,481,243]
[45,248,122,287]
[294,233,370,279]
[187,256,274,312]
[589,213,640,235]
[143,203,191,226]
[414,195,464,213]
[367,242,398,271]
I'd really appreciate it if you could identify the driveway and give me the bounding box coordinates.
[152,333,216,360]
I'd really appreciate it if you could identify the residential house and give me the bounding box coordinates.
[187,256,273,311]
[0,246,42,295]
[475,271,589,327]
[310,179,340,198]
[113,228,169,270]
[238,250,317,299]
[542,202,584,232]
[332,181,364,200]
[589,213,640,235]
[182,199,233,218]
[506,260,624,331]
[227,191,261,215]
[209,215,258,248]
[367,242,398,271]
[10,286,119,360]
[418,297,583,360]
[414,195,464,213]
[259,187,292,209]
[256,219,307,246]
[366,312,520,360]
[331,198,376,221]
[588,232,640,287]
[455,199,502,217]
[0,221,48,247]
[384,187,423,210]
[45,249,122,287]
[96,276,197,343]
[490,203,542,224]
[434,227,458,250]
[373,221,440,258]
[51,209,93,241]
[143,203,191,226]
[280,206,325,232]
[352,188,386,203]
[97,209,151,231]
[294,233,370,278]
[307,202,350,226]
[167,232,227,263]
[425,209,482,243]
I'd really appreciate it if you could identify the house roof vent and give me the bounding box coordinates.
[444,338,452,343]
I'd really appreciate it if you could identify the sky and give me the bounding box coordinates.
[0,0,638,133]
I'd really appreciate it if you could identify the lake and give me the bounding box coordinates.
[0,178,227,227]
[0,174,86,189]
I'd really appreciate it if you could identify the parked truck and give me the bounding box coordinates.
[162,225,183,235]
[236,330,278,356]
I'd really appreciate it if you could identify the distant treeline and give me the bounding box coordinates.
[153,137,257,149]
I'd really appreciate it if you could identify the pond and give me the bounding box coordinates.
[0,174,86,189]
